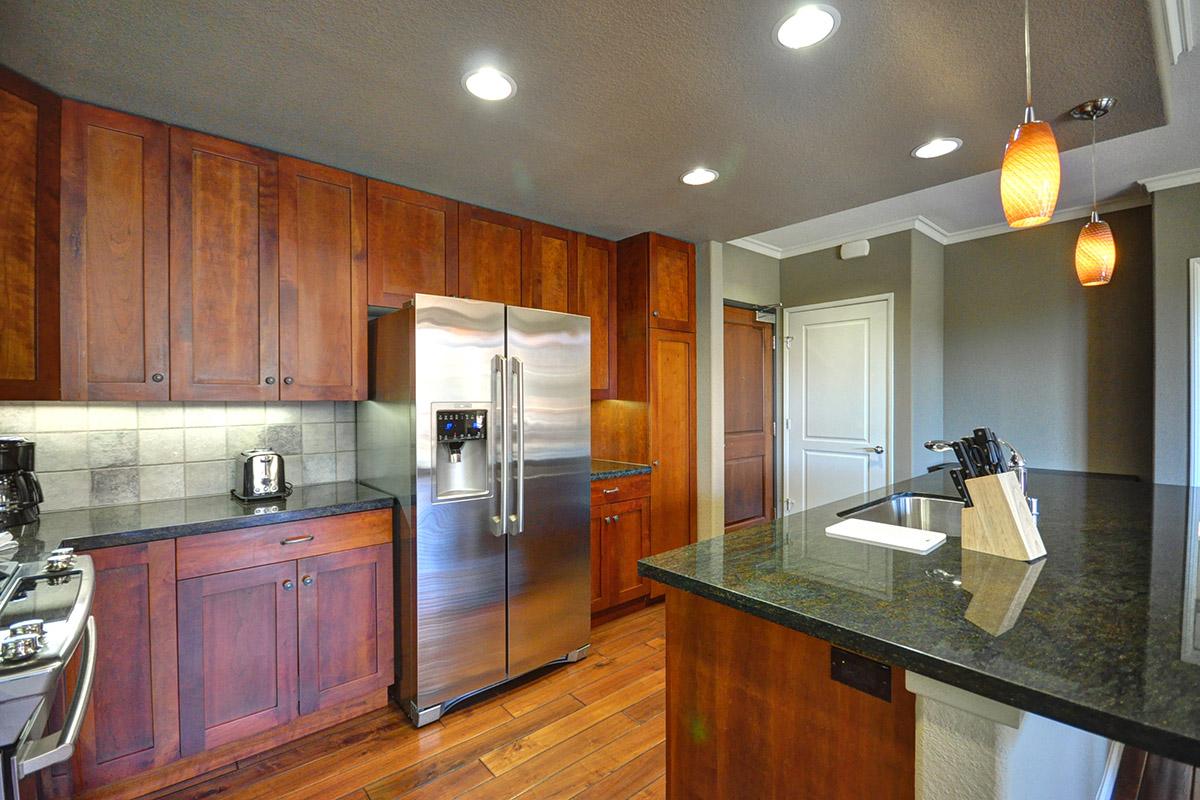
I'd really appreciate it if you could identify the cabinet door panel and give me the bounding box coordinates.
[74,540,179,788]
[524,223,572,311]
[278,157,366,400]
[607,497,651,606]
[649,329,697,597]
[178,561,297,755]
[648,235,694,332]
[60,102,169,400]
[367,181,457,305]
[169,129,278,400]
[457,204,527,305]
[0,68,59,400]
[297,544,393,713]
[572,235,616,398]
[590,514,605,613]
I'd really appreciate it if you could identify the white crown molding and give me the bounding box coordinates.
[729,195,1152,259]
[1139,167,1200,193]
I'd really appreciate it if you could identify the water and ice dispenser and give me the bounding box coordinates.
[433,408,490,501]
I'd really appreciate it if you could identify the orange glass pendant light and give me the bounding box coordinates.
[1071,97,1117,286]
[1000,0,1061,228]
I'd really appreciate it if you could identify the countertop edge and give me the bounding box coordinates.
[638,560,1200,766]
[590,467,652,480]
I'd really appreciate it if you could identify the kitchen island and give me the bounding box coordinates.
[639,469,1200,798]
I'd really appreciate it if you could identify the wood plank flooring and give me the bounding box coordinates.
[153,604,667,800]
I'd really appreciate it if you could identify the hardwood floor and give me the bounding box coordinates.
[150,604,667,800]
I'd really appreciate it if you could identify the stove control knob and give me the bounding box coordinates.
[46,548,76,572]
[1,633,42,662]
[8,619,44,638]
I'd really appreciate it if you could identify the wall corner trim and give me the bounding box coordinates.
[1140,167,1200,193]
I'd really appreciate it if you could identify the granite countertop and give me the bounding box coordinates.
[5,481,394,564]
[640,469,1200,766]
[591,459,652,480]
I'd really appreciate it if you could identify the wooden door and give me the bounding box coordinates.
[572,235,617,399]
[523,222,572,311]
[278,156,366,400]
[457,203,527,304]
[169,128,279,400]
[366,180,457,306]
[60,102,169,401]
[784,299,890,512]
[296,544,393,714]
[178,561,298,755]
[604,497,651,607]
[0,67,60,400]
[589,513,605,613]
[649,329,697,597]
[648,234,695,332]
[724,306,775,530]
[73,540,179,789]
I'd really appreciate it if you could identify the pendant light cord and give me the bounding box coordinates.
[1024,0,1033,108]
[1091,116,1098,212]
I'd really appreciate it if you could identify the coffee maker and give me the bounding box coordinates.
[0,437,43,528]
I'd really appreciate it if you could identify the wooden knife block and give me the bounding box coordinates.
[960,472,1046,562]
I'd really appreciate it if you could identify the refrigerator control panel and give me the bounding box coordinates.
[436,410,488,442]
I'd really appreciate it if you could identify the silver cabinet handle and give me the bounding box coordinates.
[612,514,620,522]
[652,460,660,467]
[603,516,611,524]
[864,445,885,454]
[282,579,295,591]
[301,575,313,586]
[18,616,97,778]
[280,535,313,545]
[494,354,509,537]
[652,310,660,318]
[512,356,526,535]
[602,487,619,495]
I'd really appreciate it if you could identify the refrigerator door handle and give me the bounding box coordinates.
[493,354,509,536]
[511,356,526,535]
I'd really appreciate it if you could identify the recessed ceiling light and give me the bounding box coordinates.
[680,167,719,186]
[462,66,516,101]
[774,5,841,49]
[911,137,963,159]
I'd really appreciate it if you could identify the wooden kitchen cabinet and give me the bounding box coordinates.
[457,203,527,305]
[177,560,299,755]
[278,156,367,400]
[297,544,394,713]
[169,128,279,401]
[0,67,60,400]
[648,328,697,597]
[59,101,170,401]
[72,540,180,791]
[594,497,651,613]
[590,514,605,614]
[523,222,573,312]
[571,235,617,399]
[367,180,458,306]
[648,234,695,332]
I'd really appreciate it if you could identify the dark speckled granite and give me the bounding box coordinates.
[5,482,393,566]
[591,459,652,480]
[640,469,1200,766]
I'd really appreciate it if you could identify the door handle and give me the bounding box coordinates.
[864,445,885,454]
[512,356,526,535]
[280,535,314,545]
[494,354,509,536]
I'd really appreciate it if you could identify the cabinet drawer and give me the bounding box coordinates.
[176,509,392,579]
[590,473,651,506]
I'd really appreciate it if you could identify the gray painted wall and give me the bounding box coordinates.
[723,243,781,307]
[1152,185,1200,485]
[910,232,945,478]
[780,231,922,480]
[943,205,1154,480]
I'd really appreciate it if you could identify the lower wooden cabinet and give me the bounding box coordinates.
[590,475,652,618]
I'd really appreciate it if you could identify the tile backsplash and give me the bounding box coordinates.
[0,401,357,511]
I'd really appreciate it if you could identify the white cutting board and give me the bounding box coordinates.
[824,518,946,555]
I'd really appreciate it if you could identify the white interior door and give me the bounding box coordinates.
[783,297,891,512]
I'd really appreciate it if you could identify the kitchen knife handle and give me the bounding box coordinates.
[950,469,973,507]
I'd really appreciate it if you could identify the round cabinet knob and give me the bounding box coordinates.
[282,579,294,591]
[612,514,620,522]
[652,460,660,467]
[1,633,42,662]
[265,376,276,385]
[151,373,165,383]
[652,310,660,318]
[301,575,313,586]
[283,377,294,385]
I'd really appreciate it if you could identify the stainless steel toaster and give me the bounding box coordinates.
[232,449,291,501]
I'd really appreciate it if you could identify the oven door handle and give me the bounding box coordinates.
[17,615,97,779]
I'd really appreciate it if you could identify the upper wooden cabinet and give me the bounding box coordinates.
[278,157,366,400]
[524,222,573,312]
[571,235,617,399]
[60,102,170,401]
[457,203,527,305]
[169,129,279,400]
[648,234,695,331]
[366,180,457,306]
[0,68,60,400]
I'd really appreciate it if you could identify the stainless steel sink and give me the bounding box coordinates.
[837,493,963,537]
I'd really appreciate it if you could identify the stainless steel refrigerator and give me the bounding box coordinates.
[357,294,591,726]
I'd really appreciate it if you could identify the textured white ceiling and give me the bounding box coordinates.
[0,0,1167,243]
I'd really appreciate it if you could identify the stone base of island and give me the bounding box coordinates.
[641,470,1200,799]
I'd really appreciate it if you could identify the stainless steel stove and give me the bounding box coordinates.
[0,548,95,800]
